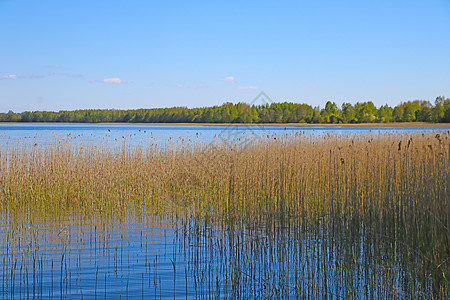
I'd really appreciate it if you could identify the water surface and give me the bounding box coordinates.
[1,124,448,299]
[0,123,445,147]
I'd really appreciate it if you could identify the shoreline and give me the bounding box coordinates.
[0,122,450,128]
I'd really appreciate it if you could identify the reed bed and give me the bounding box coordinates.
[0,130,449,298]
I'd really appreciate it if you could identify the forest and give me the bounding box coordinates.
[1,96,450,124]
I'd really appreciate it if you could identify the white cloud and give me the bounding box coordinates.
[237,85,258,90]
[219,76,235,82]
[0,74,17,79]
[102,78,122,84]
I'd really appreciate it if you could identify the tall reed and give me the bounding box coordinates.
[0,131,449,296]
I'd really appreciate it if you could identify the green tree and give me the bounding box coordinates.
[324,101,341,123]
[392,105,404,122]
[436,96,450,122]
[415,101,432,122]
[293,104,314,123]
[377,105,393,122]
[342,103,357,123]
[401,101,421,122]
[5,110,20,122]
[312,106,321,123]
[355,102,377,123]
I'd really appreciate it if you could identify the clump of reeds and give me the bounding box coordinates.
[0,131,449,297]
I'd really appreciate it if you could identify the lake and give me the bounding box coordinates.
[1,124,449,299]
[0,123,446,148]
[0,123,445,144]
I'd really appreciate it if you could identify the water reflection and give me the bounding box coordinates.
[3,211,443,299]
[0,123,444,148]
[0,126,448,298]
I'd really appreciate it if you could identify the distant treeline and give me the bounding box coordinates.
[1,96,450,124]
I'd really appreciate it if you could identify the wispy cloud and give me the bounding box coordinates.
[175,83,206,89]
[2,71,84,81]
[49,72,85,79]
[0,74,17,79]
[237,85,258,90]
[102,78,122,84]
[219,76,235,82]
[1,73,46,80]
[23,74,45,79]
[48,64,61,68]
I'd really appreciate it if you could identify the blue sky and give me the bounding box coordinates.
[1,0,449,112]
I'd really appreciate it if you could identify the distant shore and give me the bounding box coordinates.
[1,122,450,128]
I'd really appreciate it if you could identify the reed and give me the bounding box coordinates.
[0,130,449,297]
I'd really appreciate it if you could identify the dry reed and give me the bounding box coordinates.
[0,130,449,296]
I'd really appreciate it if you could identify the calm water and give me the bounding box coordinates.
[3,213,425,299]
[0,123,445,147]
[1,124,448,299]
